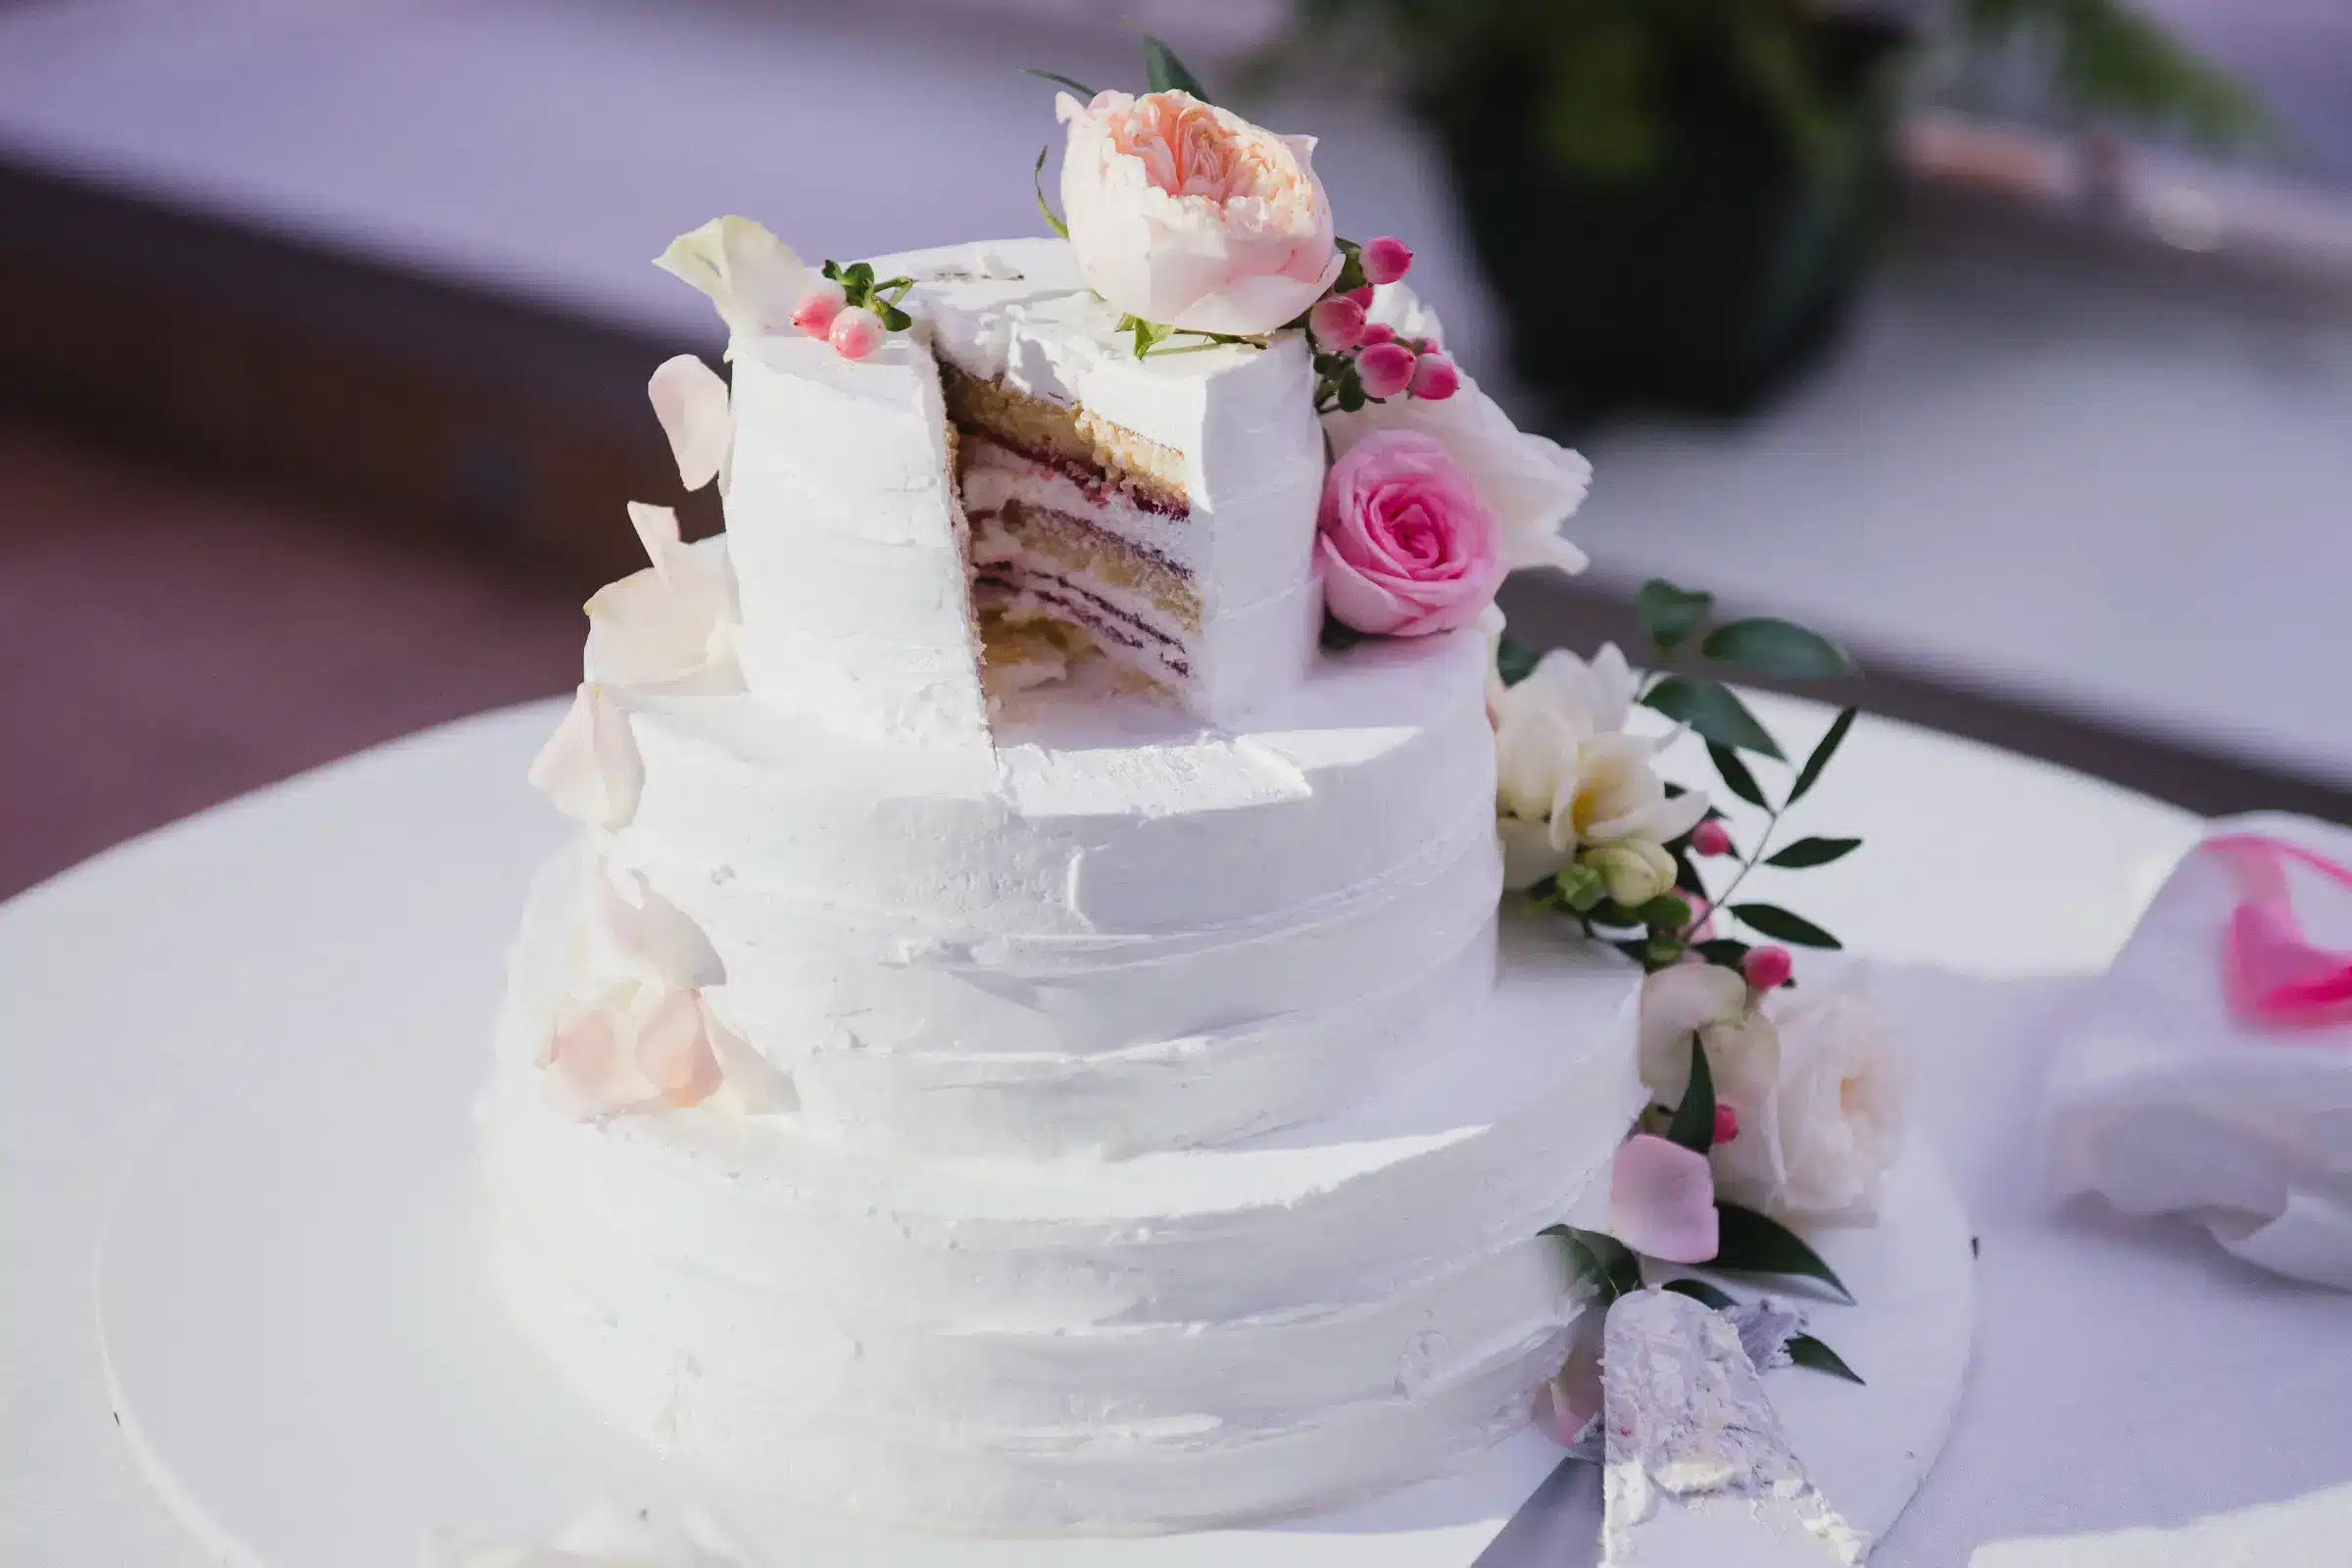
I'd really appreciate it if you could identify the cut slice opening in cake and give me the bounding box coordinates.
[945,363,1203,706]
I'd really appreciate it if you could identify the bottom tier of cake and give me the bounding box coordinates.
[476,859,1644,1535]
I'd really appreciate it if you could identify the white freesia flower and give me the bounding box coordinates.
[422,1500,755,1566]
[1723,980,1909,1218]
[655,216,818,346]
[527,683,643,830]
[585,504,741,694]
[1323,282,1592,577]
[647,354,731,493]
[1490,643,1708,891]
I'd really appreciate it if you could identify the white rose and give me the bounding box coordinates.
[1718,981,1909,1218]
[1323,282,1592,577]
[1055,90,1343,336]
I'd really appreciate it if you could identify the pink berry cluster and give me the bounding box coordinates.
[1303,236,1459,413]
[1689,818,1795,994]
[789,260,916,362]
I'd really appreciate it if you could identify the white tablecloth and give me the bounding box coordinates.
[2,696,2346,1565]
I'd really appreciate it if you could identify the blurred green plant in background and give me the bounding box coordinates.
[1256,1,2269,416]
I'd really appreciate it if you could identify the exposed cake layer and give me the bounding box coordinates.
[890,237,1327,725]
[584,587,1502,1157]
[480,873,1643,1533]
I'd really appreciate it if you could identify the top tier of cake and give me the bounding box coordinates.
[722,239,1326,748]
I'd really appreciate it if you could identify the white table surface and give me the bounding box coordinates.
[4,690,2347,1565]
[4,0,2351,787]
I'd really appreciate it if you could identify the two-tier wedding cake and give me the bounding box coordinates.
[477,66,1905,1545]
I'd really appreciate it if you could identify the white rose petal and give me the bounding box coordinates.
[526,683,643,830]
[656,216,817,347]
[647,354,732,493]
[584,504,741,694]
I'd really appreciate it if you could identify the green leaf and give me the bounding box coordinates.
[1729,903,1841,949]
[1555,861,1606,912]
[877,304,911,332]
[1031,146,1068,239]
[1788,1334,1865,1385]
[1495,635,1541,688]
[1329,239,1368,298]
[1706,741,1770,809]
[1336,363,1367,413]
[1712,1201,1853,1302]
[1318,615,1365,654]
[1665,1035,1715,1154]
[1700,617,1859,681]
[1636,893,1692,929]
[1636,579,1714,653]
[1643,677,1784,760]
[1692,937,1751,968]
[1544,1225,1642,1303]
[1765,836,1861,869]
[1788,707,1856,805]
[1019,68,1096,97]
[1660,1277,1738,1310]
[845,261,875,289]
[1142,34,1212,101]
[1123,315,1176,359]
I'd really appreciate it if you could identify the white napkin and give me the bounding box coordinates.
[2046,811,2352,1290]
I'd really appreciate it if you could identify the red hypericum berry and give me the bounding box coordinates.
[1743,944,1794,992]
[1712,1103,1740,1146]
[790,278,847,336]
[1308,294,1367,352]
[829,306,885,360]
[1407,351,1459,400]
[1692,819,1734,858]
[1356,341,1417,399]
[1361,235,1414,285]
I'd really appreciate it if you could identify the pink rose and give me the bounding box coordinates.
[1316,429,1506,637]
[1056,89,1344,336]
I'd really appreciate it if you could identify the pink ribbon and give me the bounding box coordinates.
[2205,833,2352,1030]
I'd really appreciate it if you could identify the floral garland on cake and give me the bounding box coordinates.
[1018,37,1905,1426]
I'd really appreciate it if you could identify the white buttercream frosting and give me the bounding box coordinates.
[484,892,1641,1533]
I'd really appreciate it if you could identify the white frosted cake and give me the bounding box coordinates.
[481,82,1680,1539]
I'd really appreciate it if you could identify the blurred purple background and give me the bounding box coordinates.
[2,0,2348,897]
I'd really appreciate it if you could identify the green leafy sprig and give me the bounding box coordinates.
[817,260,916,333]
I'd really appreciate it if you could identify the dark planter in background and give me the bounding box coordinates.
[1419,17,1912,420]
